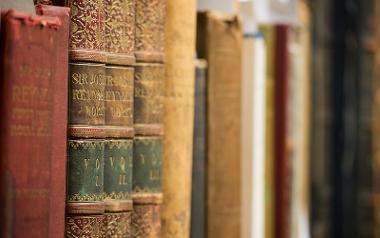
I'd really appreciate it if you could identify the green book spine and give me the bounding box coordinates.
[66,139,105,238]
[103,139,133,237]
[132,136,163,237]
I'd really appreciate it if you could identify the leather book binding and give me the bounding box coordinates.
[105,65,135,138]
[135,0,166,63]
[134,63,164,136]
[104,0,135,66]
[132,136,163,237]
[103,139,133,237]
[0,9,68,238]
[65,0,106,63]
[196,11,243,238]
[68,62,107,138]
[190,60,207,238]
[66,139,105,237]
[161,0,197,237]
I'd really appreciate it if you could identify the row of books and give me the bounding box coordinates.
[190,0,312,237]
[0,0,196,237]
[5,0,379,237]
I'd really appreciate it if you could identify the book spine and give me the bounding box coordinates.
[69,62,106,138]
[135,0,166,63]
[190,60,207,238]
[0,10,67,238]
[103,139,133,237]
[132,62,164,237]
[35,5,71,238]
[66,0,106,62]
[161,0,196,237]
[102,1,136,236]
[196,12,243,238]
[274,24,290,238]
[132,136,163,236]
[104,0,135,66]
[260,25,276,238]
[104,65,134,137]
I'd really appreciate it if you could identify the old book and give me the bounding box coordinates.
[135,0,166,63]
[104,0,135,65]
[103,139,133,237]
[190,59,207,238]
[241,28,267,238]
[260,24,276,238]
[66,139,105,237]
[103,65,134,237]
[274,24,290,238]
[356,0,375,237]
[0,9,68,238]
[161,0,196,237]
[288,3,311,237]
[68,62,106,138]
[65,0,106,62]
[309,0,333,237]
[104,65,134,137]
[197,11,242,238]
[35,4,70,238]
[133,62,164,237]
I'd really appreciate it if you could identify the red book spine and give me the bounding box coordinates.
[0,10,68,238]
[274,24,290,238]
[36,5,70,238]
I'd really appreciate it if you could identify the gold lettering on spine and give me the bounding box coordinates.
[84,158,90,169]
[149,170,160,181]
[110,157,115,168]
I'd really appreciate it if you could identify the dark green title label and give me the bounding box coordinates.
[67,139,104,202]
[104,139,133,200]
[133,137,162,193]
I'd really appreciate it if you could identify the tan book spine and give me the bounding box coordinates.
[260,24,276,238]
[197,11,243,238]
[161,0,196,237]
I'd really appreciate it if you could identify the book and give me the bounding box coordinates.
[35,4,70,238]
[309,0,333,237]
[103,139,133,237]
[135,0,166,63]
[274,24,290,238]
[66,139,105,237]
[190,59,207,238]
[161,0,196,237]
[260,25,276,238]
[356,0,375,237]
[0,9,68,238]
[197,11,243,238]
[132,62,164,237]
[104,0,135,66]
[66,0,106,63]
[288,3,311,237]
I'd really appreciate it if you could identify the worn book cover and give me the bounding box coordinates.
[310,0,333,237]
[260,24,276,238]
[274,25,290,238]
[35,4,70,238]
[197,11,242,238]
[135,0,166,63]
[161,0,196,237]
[190,59,207,238]
[133,61,164,237]
[0,9,68,238]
